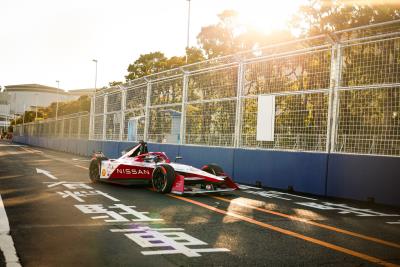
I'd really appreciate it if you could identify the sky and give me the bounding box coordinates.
[0,0,306,90]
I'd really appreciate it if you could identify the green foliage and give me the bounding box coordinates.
[197,10,293,59]
[291,0,400,35]
[109,81,123,87]
[126,52,168,81]
[13,95,91,125]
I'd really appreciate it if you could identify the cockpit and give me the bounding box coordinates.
[121,141,169,164]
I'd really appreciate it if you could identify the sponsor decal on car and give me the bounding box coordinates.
[116,168,150,175]
[101,169,106,176]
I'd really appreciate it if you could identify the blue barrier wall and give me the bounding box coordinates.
[327,154,400,206]
[233,149,328,196]
[12,136,400,206]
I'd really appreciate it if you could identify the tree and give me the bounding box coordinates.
[197,10,294,59]
[185,47,205,64]
[197,10,239,58]
[109,81,123,87]
[125,52,168,81]
[291,0,400,36]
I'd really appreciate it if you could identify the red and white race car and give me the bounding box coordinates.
[89,141,239,194]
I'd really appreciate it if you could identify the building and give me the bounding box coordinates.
[0,84,94,130]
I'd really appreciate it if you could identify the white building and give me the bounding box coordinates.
[0,84,94,130]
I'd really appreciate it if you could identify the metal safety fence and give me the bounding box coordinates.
[16,20,400,157]
[14,112,90,140]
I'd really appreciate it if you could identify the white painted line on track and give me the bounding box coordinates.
[271,191,318,201]
[72,158,90,162]
[36,168,58,180]
[0,195,22,267]
[237,184,262,190]
[75,165,89,170]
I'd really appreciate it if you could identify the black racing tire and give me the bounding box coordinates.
[89,156,108,183]
[202,164,224,176]
[152,164,175,193]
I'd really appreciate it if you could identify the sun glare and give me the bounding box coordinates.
[233,0,307,33]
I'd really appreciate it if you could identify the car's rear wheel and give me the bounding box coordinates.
[89,157,108,183]
[202,164,224,176]
[152,164,175,193]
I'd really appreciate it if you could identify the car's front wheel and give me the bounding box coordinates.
[89,157,107,183]
[152,164,175,193]
[202,163,224,176]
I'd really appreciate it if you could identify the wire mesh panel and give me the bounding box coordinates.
[49,121,56,137]
[341,37,400,87]
[150,77,182,105]
[105,113,121,140]
[107,92,122,112]
[188,66,238,101]
[70,118,79,139]
[56,119,63,138]
[63,119,70,138]
[95,95,104,114]
[123,109,145,141]
[185,100,236,146]
[93,115,104,140]
[240,93,329,151]
[80,115,90,139]
[334,87,400,156]
[243,49,331,95]
[126,84,147,110]
[148,105,182,144]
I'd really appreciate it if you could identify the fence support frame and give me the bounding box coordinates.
[180,72,189,145]
[326,43,342,153]
[234,60,245,148]
[102,94,108,141]
[143,81,151,142]
[120,88,126,141]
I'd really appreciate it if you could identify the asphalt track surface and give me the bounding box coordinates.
[0,140,400,267]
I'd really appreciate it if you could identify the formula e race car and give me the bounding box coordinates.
[89,141,239,195]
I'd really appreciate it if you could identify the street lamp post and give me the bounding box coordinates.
[92,59,98,91]
[185,0,191,64]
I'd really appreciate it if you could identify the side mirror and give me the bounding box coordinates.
[175,156,183,162]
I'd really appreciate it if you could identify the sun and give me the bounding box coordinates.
[232,0,307,34]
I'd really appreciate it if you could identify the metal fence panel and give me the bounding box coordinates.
[240,93,328,151]
[186,100,236,146]
[15,21,400,157]
[334,86,400,155]
[80,115,90,139]
[126,84,147,110]
[150,77,183,105]
[147,105,182,144]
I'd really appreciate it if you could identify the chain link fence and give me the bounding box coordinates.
[15,20,400,157]
[14,112,90,140]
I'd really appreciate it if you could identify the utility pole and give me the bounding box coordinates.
[92,59,98,90]
[185,0,191,64]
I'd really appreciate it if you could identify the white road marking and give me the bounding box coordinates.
[386,220,400,224]
[75,165,89,170]
[276,191,318,201]
[237,184,262,190]
[72,158,90,162]
[20,146,43,154]
[0,195,22,267]
[36,168,58,180]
